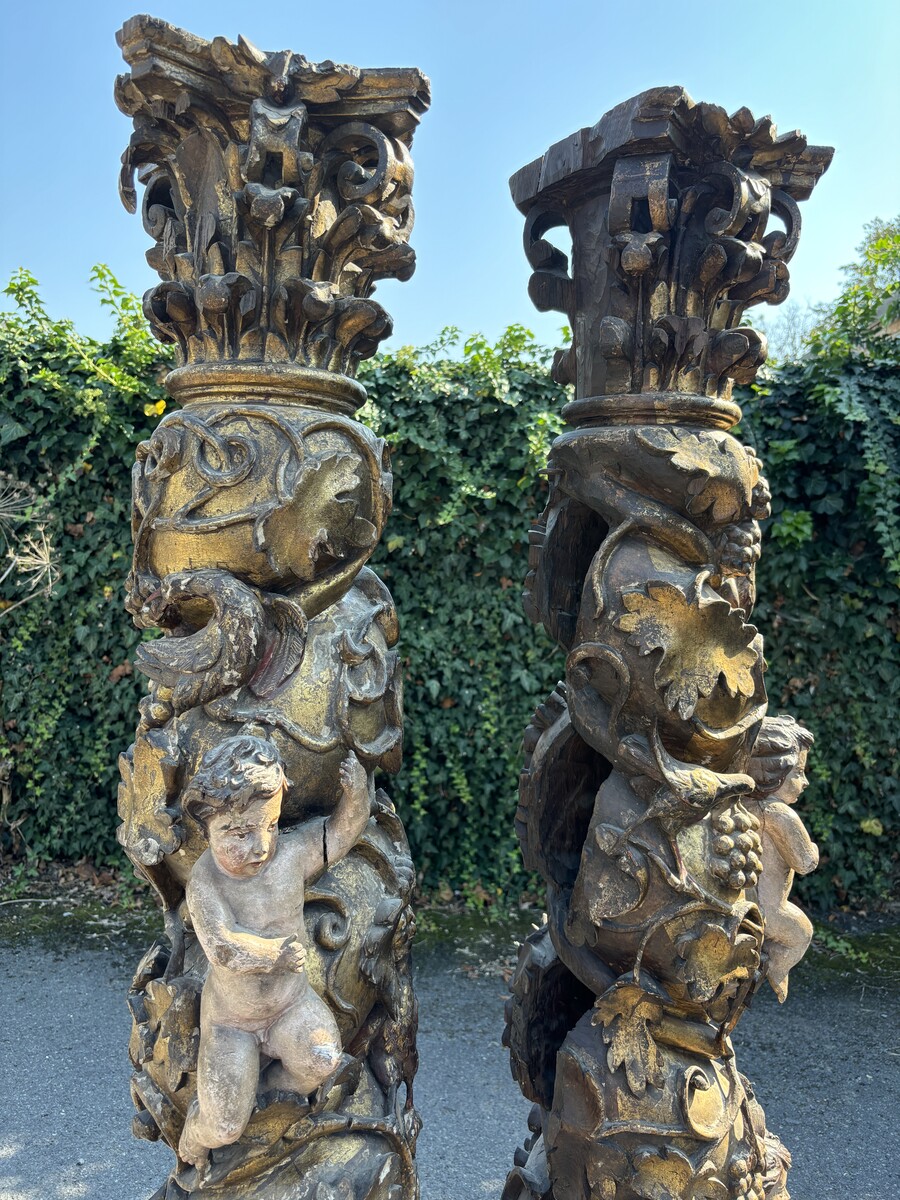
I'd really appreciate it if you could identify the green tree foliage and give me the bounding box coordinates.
[1,222,897,907]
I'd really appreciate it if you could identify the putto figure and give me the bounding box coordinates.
[245,87,313,185]
[747,716,819,1002]
[179,736,369,1175]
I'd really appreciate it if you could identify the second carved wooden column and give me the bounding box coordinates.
[503,88,831,1200]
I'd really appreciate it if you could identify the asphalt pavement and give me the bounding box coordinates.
[0,911,897,1199]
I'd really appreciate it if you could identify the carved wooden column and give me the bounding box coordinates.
[114,16,428,1199]
[503,89,831,1200]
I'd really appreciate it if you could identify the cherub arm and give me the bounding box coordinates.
[762,801,819,875]
[287,751,372,882]
[187,866,303,974]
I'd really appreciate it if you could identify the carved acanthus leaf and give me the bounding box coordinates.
[631,1148,730,1200]
[633,428,751,524]
[116,15,429,375]
[117,725,181,866]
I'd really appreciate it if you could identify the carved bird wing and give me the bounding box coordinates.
[248,594,308,699]
[135,570,266,713]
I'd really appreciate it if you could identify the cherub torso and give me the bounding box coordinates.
[216,841,306,937]
[195,834,312,1031]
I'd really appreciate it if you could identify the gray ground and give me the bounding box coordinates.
[0,912,897,1200]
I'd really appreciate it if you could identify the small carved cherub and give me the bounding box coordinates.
[245,82,313,185]
[178,734,371,1176]
[746,715,818,1002]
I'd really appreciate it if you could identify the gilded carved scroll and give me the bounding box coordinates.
[114,16,428,1199]
[503,89,831,1200]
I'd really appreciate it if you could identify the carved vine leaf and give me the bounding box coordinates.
[634,428,748,524]
[616,576,759,720]
[630,1148,729,1200]
[117,725,181,866]
[674,920,761,1003]
[591,983,665,1096]
[140,978,202,1092]
[260,449,374,582]
[590,823,651,920]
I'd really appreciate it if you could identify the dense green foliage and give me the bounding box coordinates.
[360,329,564,897]
[1,224,898,907]
[0,268,167,861]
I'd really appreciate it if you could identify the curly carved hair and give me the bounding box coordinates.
[748,715,814,796]
[183,735,288,830]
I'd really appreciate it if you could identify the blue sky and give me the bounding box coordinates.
[1,0,897,351]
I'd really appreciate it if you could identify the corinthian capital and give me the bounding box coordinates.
[511,86,832,418]
[116,14,429,378]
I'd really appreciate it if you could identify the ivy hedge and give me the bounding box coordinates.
[1,225,898,908]
[0,268,167,863]
[360,328,565,898]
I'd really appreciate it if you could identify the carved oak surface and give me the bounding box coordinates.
[503,87,831,1200]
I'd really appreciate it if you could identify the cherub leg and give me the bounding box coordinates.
[179,1024,259,1168]
[764,902,814,1002]
[264,988,343,1097]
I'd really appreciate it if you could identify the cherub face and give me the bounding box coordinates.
[207,789,283,877]
[775,748,808,806]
